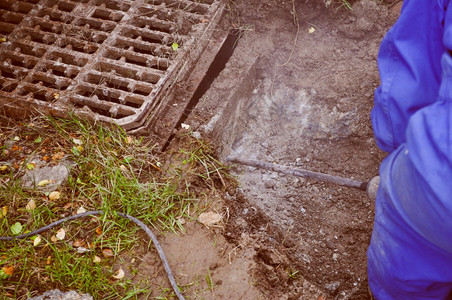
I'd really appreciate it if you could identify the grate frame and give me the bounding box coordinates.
[0,0,225,131]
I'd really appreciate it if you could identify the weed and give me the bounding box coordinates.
[0,115,230,299]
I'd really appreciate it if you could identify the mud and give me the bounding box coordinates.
[181,0,401,298]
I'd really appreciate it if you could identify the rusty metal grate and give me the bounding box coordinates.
[0,0,224,131]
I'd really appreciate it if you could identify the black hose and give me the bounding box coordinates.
[0,210,185,300]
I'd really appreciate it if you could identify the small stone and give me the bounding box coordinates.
[332,253,339,262]
[324,281,340,294]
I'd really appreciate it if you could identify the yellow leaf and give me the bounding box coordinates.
[93,256,101,263]
[48,191,60,201]
[33,235,42,246]
[112,268,125,279]
[0,37,6,42]
[308,27,315,34]
[13,136,20,141]
[26,163,36,170]
[73,239,86,247]
[95,227,102,235]
[1,206,7,217]
[126,136,132,144]
[53,93,59,100]
[119,165,127,171]
[26,199,36,210]
[38,180,51,187]
[0,165,7,171]
[56,228,65,240]
[2,266,14,276]
[50,235,58,242]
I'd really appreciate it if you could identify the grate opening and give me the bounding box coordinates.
[13,42,46,58]
[23,0,40,4]
[1,1,34,14]
[92,0,131,12]
[77,86,144,109]
[37,9,74,24]
[59,38,99,54]
[1,11,25,25]
[0,81,18,92]
[72,99,136,119]
[3,53,38,69]
[17,29,57,45]
[130,18,173,34]
[46,0,76,12]
[48,51,88,67]
[92,9,124,22]
[0,23,14,35]
[75,18,116,33]
[31,74,71,90]
[95,61,161,84]
[84,73,152,96]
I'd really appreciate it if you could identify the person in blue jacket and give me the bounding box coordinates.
[368,0,452,299]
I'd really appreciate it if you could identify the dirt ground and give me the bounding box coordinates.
[159,0,401,299]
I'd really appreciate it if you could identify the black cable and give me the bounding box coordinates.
[0,210,185,300]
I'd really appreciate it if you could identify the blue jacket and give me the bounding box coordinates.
[368,0,452,299]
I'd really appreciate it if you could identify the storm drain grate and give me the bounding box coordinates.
[0,0,224,131]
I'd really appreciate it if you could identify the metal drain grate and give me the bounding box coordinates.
[0,0,224,131]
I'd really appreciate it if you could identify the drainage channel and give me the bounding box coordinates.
[162,28,241,151]
[0,0,224,133]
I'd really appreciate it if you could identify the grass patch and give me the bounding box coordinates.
[0,115,231,299]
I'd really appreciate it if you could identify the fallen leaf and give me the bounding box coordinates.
[38,179,51,187]
[181,123,190,130]
[48,191,60,201]
[76,247,90,254]
[1,206,7,217]
[93,256,101,263]
[102,248,114,257]
[53,93,59,100]
[0,165,7,171]
[33,235,42,246]
[0,37,6,42]
[2,266,14,276]
[50,235,58,242]
[308,27,316,34]
[13,136,20,141]
[46,256,51,265]
[73,239,86,247]
[11,222,23,235]
[34,136,42,143]
[197,211,222,227]
[26,199,36,210]
[95,227,102,235]
[119,165,127,171]
[72,138,82,145]
[56,228,65,240]
[77,206,86,214]
[63,203,72,209]
[126,136,133,144]
[42,156,50,161]
[112,268,125,279]
[26,163,36,170]
[171,42,179,51]
[52,151,65,161]
[11,145,19,151]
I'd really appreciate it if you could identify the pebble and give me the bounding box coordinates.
[324,281,340,294]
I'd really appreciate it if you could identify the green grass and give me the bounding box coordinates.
[0,115,231,299]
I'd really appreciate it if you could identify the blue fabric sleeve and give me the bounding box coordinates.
[371,0,446,153]
[368,1,452,298]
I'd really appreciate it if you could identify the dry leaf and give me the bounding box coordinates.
[119,165,127,171]
[33,235,42,246]
[76,247,90,254]
[53,93,59,100]
[50,235,58,242]
[56,228,65,240]
[26,199,36,210]
[73,239,86,247]
[126,136,133,144]
[72,138,82,145]
[93,256,101,263]
[181,123,190,130]
[46,256,52,265]
[26,163,36,170]
[38,179,51,187]
[2,266,14,276]
[308,27,316,34]
[95,227,102,235]
[112,268,125,279]
[42,156,50,161]
[52,151,65,161]
[198,211,222,226]
[63,203,72,209]
[48,191,61,201]
[102,248,114,257]
[0,165,8,171]
[77,206,86,214]
[2,206,7,217]
[13,136,20,141]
